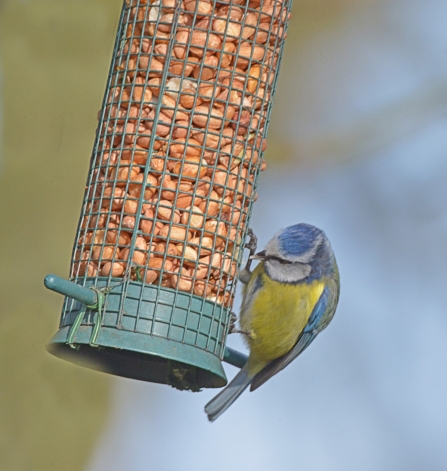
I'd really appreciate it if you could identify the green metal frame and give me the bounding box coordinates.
[46,0,293,390]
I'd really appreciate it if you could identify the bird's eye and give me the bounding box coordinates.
[278,257,293,265]
[266,255,293,264]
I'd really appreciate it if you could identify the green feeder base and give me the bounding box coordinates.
[44,275,248,390]
[47,325,227,390]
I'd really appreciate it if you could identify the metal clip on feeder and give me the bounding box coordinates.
[45,0,292,391]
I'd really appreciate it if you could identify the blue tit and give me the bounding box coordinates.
[205,223,340,422]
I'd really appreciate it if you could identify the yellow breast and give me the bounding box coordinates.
[241,266,324,375]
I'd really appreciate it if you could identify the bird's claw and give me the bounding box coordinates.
[245,228,258,255]
[228,312,238,334]
[242,228,258,275]
[228,313,253,338]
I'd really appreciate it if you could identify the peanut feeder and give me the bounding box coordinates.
[45,0,292,390]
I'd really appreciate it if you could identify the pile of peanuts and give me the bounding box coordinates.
[72,0,290,306]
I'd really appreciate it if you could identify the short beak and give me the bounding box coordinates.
[250,250,267,260]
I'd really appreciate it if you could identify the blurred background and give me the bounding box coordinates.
[1,0,447,470]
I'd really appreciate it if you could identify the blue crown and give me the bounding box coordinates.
[278,223,324,257]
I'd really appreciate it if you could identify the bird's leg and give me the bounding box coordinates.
[239,228,258,284]
[228,311,237,333]
[228,311,254,338]
[245,228,258,270]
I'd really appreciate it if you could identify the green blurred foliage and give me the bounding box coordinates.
[0,1,122,469]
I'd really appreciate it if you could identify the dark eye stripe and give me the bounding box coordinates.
[265,255,294,265]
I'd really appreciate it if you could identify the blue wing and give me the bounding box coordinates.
[250,285,331,391]
[304,284,331,332]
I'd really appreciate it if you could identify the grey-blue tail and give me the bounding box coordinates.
[204,365,252,422]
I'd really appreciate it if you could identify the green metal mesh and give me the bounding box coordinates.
[60,0,292,385]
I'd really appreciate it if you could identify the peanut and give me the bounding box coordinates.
[170,267,193,292]
[180,206,204,230]
[176,245,199,266]
[101,261,126,277]
[173,156,207,179]
[184,0,212,17]
[158,224,189,243]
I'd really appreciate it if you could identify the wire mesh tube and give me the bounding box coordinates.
[53,0,292,389]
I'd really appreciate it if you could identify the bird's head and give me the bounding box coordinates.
[252,223,335,283]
